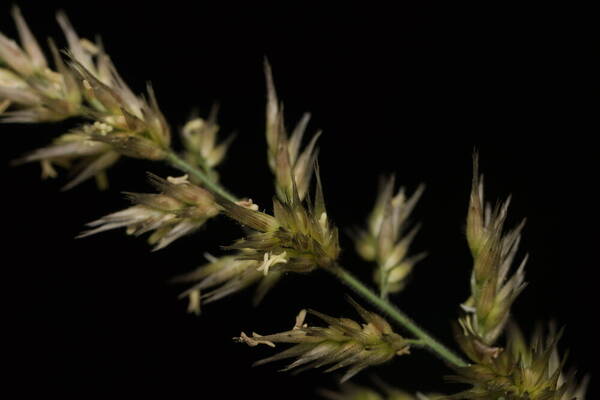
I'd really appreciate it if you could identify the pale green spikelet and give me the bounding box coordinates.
[456,154,527,353]
[180,105,235,183]
[264,60,321,202]
[354,176,425,297]
[8,9,172,189]
[78,173,220,250]
[235,299,410,382]
[215,163,340,275]
[213,115,339,274]
[449,323,588,400]
[13,125,120,189]
[66,57,171,153]
[172,252,284,314]
[0,6,81,122]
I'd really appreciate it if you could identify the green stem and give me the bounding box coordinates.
[166,151,238,202]
[405,339,427,347]
[165,153,468,368]
[330,263,468,367]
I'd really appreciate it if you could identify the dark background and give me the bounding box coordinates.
[2,2,597,398]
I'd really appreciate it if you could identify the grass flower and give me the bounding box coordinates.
[13,125,120,189]
[172,253,283,314]
[449,324,589,400]
[7,8,171,188]
[209,63,340,276]
[213,76,340,274]
[1,7,81,122]
[235,299,410,382]
[450,157,587,399]
[216,166,340,274]
[354,177,425,297]
[456,155,527,354]
[64,56,171,156]
[3,8,589,399]
[264,60,321,202]
[180,106,235,183]
[78,173,220,250]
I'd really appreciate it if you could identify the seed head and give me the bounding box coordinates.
[235,299,410,383]
[214,82,339,274]
[12,127,120,190]
[7,9,172,187]
[458,154,527,347]
[1,7,81,122]
[449,323,588,400]
[173,253,284,314]
[78,173,220,250]
[180,106,235,181]
[217,164,340,274]
[66,58,171,151]
[264,60,321,202]
[354,177,425,296]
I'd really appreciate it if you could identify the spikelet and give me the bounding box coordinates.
[235,299,410,383]
[172,252,283,314]
[78,174,220,250]
[456,154,527,356]
[449,323,588,400]
[1,6,81,122]
[216,160,339,275]
[180,106,235,183]
[354,177,425,297]
[264,60,321,202]
[211,78,340,273]
[8,9,171,189]
[12,124,120,189]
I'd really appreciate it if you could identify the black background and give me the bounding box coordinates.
[2,2,597,398]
